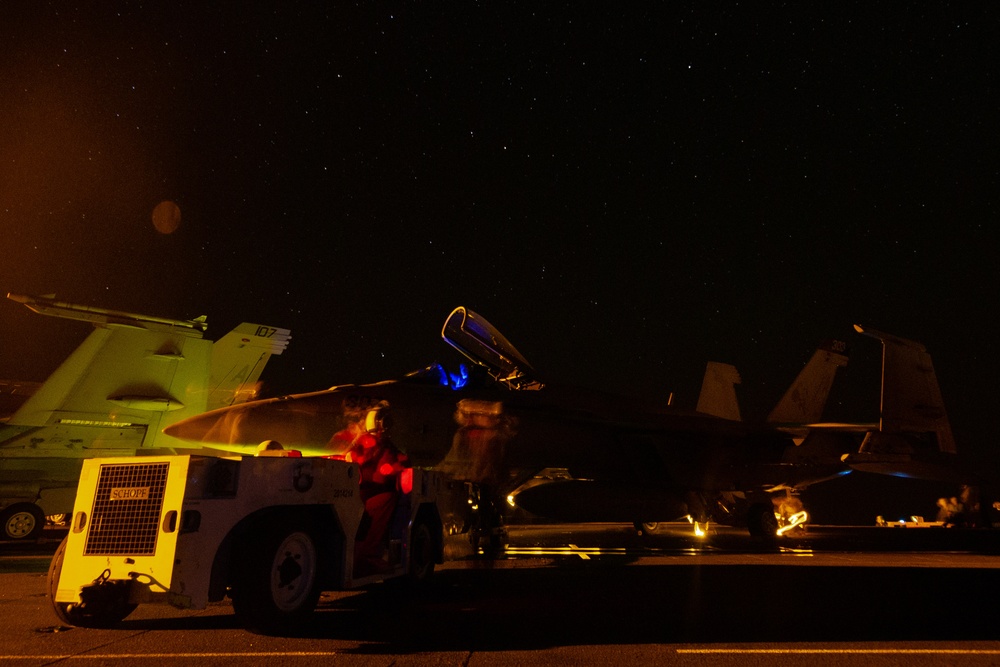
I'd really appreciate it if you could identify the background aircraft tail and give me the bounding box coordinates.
[0,294,290,527]
[5,295,290,436]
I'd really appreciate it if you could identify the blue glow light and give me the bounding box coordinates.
[433,363,469,390]
[449,364,469,390]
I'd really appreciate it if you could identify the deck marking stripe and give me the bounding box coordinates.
[0,653,345,660]
[677,649,1000,655]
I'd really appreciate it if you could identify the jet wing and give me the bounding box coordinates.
[8,292,207,336]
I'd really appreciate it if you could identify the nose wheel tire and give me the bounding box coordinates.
[633,521,661,535]
[747,503,779,538]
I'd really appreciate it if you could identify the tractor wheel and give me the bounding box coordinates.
[47,536,136,627]
[230,520,322,633]
[407,520,436,585]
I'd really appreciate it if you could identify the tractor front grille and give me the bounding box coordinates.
[85,461,170,556]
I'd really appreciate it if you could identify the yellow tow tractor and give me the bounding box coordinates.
[48,452,456,633]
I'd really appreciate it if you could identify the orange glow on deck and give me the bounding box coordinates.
[685,515,709,538]
[777,510,809,536]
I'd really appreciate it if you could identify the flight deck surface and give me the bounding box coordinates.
[498,521,1000,567]
[2,523,999,666]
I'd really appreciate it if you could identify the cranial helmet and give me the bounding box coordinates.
[364,401,392,434]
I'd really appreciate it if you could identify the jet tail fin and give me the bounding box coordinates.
[696,362,742,421]
[854,325,955,454]
[768,339,849,424]
[207,324,291,410]
[838,326,966,481]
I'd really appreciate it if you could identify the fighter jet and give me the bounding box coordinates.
[0,293,290,540]
[162,307,965,545]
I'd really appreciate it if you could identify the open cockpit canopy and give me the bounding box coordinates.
[441,307,542,389]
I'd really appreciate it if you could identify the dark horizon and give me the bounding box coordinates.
[2,4,997,521]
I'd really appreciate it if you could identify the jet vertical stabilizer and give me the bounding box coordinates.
[839,325,965,482]
[854,325,955,454]
[768,339,849,425]
[696,362,742,421]
[207,324,291,410]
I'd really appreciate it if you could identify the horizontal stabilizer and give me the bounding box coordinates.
[842,452,975,484]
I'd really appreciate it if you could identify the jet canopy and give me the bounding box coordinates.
[441,307,542,389]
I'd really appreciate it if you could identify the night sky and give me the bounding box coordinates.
[2,4,997,522]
